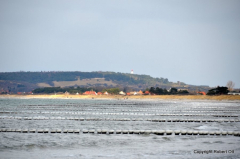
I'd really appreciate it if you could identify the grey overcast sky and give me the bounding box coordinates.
[0,0,240,88]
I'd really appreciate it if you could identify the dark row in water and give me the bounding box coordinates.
[1,128,240,136]
[10,107,240,112]
[0,111,238,117]
[0,116,239,122]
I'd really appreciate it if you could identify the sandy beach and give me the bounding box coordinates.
[1,94,240,100]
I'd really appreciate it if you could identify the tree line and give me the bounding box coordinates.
[148,87,189,95]
[102,88,120,94]
[30,85,231,95]
[32,87,95,94]
[206,86,229,95]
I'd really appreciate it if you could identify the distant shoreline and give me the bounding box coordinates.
[0,94,240,101]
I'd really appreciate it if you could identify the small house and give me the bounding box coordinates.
[97,92,103,95]
[144,91,150,95]
[103,91,108,95]
[65,91,70,95]
[138,90,143,95]
[83,91,97,95]
[119,91,126,95]
[130,92,138,95]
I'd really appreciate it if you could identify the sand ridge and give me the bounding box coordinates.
[1,94,240,100]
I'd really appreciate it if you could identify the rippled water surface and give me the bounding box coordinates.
[0,98,240,159]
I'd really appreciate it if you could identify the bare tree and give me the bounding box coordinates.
[226,81,235,91]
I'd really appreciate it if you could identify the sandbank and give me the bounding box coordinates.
[0,94,240,101]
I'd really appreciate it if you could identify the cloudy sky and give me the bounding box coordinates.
[1,0,240,88]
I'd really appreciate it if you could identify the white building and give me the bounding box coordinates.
[228,92,240,95]
[119,91,126,95]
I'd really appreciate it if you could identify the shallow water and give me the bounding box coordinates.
[0,98,240,159]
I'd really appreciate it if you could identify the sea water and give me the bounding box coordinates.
[0,98,240,159]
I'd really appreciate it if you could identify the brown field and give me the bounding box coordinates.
[37,78,117,88]
[37,83,52,87]
[54,78,117,87]
[1,94,240,100]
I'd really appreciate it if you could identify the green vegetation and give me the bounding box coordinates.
[17,84,25,87]
[0,71,169,86]
[0,71,212,94]
[32,87,95,94]
[102,88,120,94]
[149,87,189,95]
[178,90,189,94]
[207,86,229,95]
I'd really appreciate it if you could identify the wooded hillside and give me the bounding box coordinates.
[0,71,169,86]
[0,71,209,93]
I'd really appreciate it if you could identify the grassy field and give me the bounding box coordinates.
[1,94,240,100]
[37,78,117,88]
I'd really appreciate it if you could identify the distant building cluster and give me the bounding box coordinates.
[78,90,152,96]
[228,92,240,95]
[0,89,9,94]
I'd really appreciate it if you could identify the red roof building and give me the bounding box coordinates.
[97,92,103,95]
[198,92,206,95]
[83,91,97,95]
[144,91,151,95]
[138,90,143,95]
